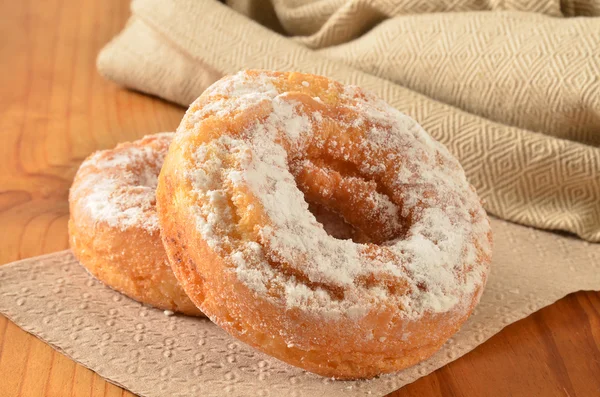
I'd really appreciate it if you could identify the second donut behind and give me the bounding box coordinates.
[69,133,202,316]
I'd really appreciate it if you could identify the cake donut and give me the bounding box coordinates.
[69,133,201,316]
[157,71,492,378]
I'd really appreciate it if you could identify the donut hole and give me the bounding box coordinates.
[293,156,408,245]
[124,155,165,189]
[307,201,367,243]
[135,165,161,188]
[96,136,169,191]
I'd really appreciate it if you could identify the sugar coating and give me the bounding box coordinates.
[180,71,492,321]
[71,133,173,233]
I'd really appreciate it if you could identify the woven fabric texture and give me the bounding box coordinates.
[98,0,600,241]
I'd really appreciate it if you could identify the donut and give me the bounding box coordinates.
[69,133,201,316]
[156,71,492,378]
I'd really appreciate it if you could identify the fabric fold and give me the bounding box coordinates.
[228,0,600,49]
[318,11,600,145]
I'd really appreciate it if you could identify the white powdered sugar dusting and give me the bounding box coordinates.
[71,133,173,233]
[181,71,491,322]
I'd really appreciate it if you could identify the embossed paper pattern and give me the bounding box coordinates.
[1,218,599,396]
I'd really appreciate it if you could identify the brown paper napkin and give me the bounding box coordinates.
[1,218,599,397]
[97,0,600,242]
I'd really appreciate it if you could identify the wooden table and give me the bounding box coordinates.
[1,0,599,396]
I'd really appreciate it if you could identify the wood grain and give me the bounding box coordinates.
[0,0,598,396]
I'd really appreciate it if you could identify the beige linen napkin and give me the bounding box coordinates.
[1,218,599,397]
[232,0,600,48]
[97,0,600,242]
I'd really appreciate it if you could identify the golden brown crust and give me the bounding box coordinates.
[69,133,202,316]
[157,71,492,378]
[158,154,484,377]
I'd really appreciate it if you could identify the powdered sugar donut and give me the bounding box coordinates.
[69,133,201,316]
[157,71,492,378]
